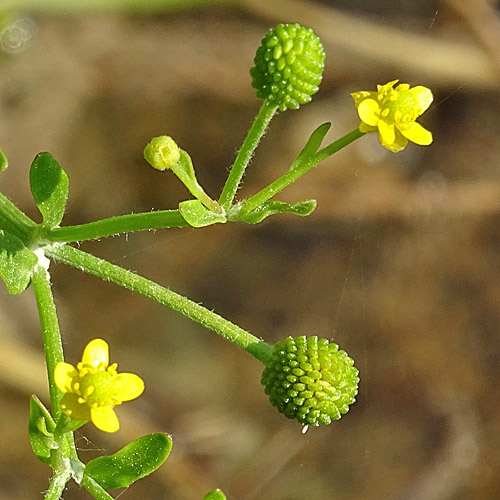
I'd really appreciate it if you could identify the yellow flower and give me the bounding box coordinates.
[351,80,433,153]
[54,339,144,433]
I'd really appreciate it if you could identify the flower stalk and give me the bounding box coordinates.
[45,244,274,365]
[218,100,278,210]
[31,262,65,419]
[235,128,363,219]
[44,209,188,243]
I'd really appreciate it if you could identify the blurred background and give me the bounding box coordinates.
[0,0,499,498]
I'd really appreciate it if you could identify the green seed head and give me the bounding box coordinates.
[261,336,359,426]
[250,23,325,111]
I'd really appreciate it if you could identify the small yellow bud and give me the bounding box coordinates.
[144,136,181,171]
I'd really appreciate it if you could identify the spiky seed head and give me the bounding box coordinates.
[250,23,325,111]
[261,335,359,426]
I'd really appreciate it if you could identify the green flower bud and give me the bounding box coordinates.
[250,23,325,111]
[144,136,181,171]
[261,336,359,426]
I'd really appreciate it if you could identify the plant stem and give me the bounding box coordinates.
[45,210,188,243]
[0,191,37,244]
[218,101,278,210]
[44,471,72,500]
[32,263,65,419]
[81,475,115,500]
[237,128,364,217]
[45,244,273,365]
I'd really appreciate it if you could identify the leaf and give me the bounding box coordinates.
[0,230,38,294]
[29,395,57,464]
[179,200,227,228]
[0,148,7,173]
[289,122,331,171]
[240,199,317,224]
[203,489,227,500]
[84,433,173,489]
[29,152,69,228]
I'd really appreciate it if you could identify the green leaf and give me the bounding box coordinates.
[203,489,227,500]
[84,433,173,489]
[289,122,331,171]
[179,199,227,228]
[240,199,317,224]
[0,230,38,294]
[29,152,69,228]
[0,148,7,173]
[29,395,57,464]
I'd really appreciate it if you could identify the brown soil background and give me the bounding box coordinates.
[1,0,500,499]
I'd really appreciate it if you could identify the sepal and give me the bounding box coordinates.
[54,413,87,435]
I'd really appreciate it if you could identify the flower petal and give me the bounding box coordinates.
[60,393,91,421]
[357,99,380,126]
[409,86,433,115]
[351,90,375,107]
[382,129,408,152]
[378,120,395,146]
[82,339,109,368]
[54,362,78,392]
[91,406,120,433]
[377,79,398,94]
[114,373,145,402]
[400,121,433,145]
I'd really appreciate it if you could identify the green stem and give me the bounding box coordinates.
[218,101,278,210]
[0,191,37,243]
[32,263,65,419]
[81,475,114,500]
[44,471,72,500]
[237,128,364,217]
[45,244,273,365]
[45,210,188,243]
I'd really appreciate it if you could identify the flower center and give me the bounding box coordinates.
[380,89,417,126]
[79,370,116,407]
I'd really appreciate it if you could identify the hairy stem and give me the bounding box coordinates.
[238,128,364,216]
[45,244,274,365]
[0,191,37,243]
[32,263,65,418]
[43,471,72,500]
[218,101,278,210]
[45,210,188,243]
